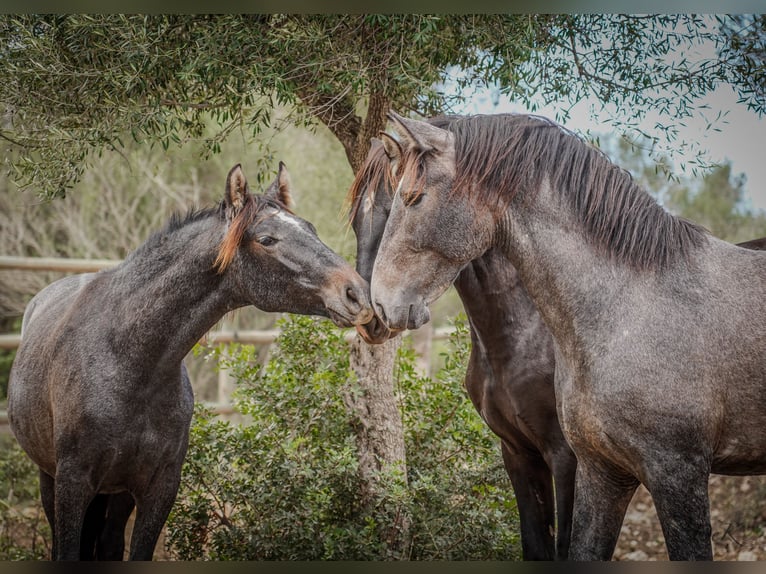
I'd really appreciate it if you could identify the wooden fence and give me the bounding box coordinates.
[1,255,454,431]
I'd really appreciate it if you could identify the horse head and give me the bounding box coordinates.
[219,162,373,328]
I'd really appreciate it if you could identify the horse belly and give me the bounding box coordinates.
[713,388,766,475]
[83,411,193,494]
[712,439,766,475]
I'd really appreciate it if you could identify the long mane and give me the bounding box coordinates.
[441,114,707,270]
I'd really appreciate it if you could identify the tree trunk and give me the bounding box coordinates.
[307,88,408,552]
[345,334,408,554]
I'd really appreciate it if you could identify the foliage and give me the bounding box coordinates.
[166,314,519,560]
[720,15,766,113]
[602,133,766,243]
[1,15,763,198]
[666,163,766,243]
[0,437,49,560]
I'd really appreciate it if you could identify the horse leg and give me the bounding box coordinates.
[53,467,97,561]
[550,450,577,560]
[644,460,712,560]
[80,494,109,559]
[39,470,56,560]
[97,492,136,560]
[128,469,182,560]
[501,442,556,560]
[568,459,639,561]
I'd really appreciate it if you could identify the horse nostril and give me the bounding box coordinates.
[373,301,387,326]
[346,286,359,305]
[371,317,386,340]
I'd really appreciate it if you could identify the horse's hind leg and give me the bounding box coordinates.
[80,494,109,559]
[97,492,135,560]
[551,450,577,560]
[39,470,56,560]
[644,459,712,560]
[128,470,182,560]
[501,442,556,560]
[568,459,639,561]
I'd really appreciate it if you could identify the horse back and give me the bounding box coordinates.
[20,273,98,335]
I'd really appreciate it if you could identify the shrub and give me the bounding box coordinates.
[0,437,50,560]
[166,314,520,560]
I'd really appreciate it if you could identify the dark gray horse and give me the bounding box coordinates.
[8,162,372,560]
[346,138,574,560]
[370,112,766,561]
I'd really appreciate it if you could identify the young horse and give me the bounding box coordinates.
[8,162,372,561]
[371,112,766,561]
[347,136,575,560]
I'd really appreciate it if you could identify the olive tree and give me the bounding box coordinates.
[1,14,763,549]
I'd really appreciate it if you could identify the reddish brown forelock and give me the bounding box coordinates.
[213,194,260,273]
[344,144,392,226]
[397,145,429,205]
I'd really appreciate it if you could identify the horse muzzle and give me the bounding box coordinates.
[325,271,374,328]
[372,298,430,332]
[355,314,401,344]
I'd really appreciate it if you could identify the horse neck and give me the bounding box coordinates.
[495,179,641,353]
[454,249,542,361]
[106,217,238,368]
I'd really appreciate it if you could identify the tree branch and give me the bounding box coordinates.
[296,86,362,170]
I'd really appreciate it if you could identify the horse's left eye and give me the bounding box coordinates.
[257,236,277,247]
[407,193,425,207]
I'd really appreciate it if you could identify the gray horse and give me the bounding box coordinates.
[371,112,766,560]
[346,137,573,559]
[8,162,372,560]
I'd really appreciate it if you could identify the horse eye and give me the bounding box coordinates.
[407,193,425,207]
[256,236,277,247]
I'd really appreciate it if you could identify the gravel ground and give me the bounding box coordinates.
[129,475,766,561]
[613,475,766,561]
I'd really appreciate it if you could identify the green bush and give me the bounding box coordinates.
[0,437,49,560]
[166,314,520,560]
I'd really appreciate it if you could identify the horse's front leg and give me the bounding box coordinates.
[550,448,577,560]
[53,463,98,561]
[128,465,183,560]
[644,457,712,560]
[500,442,556,560]
[568,459,639,561]
[38,470,57,560]
[80,494,109,559]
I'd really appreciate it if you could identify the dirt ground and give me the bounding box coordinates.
[147,475,766,561]
[613,475,766,561]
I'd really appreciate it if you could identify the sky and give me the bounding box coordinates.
[453,15,766,213]
[461,85,766,213]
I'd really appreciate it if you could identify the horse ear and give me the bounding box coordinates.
[378,132,402,162]
[224,164,251,220]
[264,161,295,209]
[387,110,451,153]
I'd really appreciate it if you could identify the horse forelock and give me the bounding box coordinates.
[439,113,707,270]
[345,146,402,223]
[213,195,291,273]
[397,145,430,206]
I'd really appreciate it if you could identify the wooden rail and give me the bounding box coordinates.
[0,327,454,350]
[1,256,458,434]
[0,255,456,348]
[0,255,120,273]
